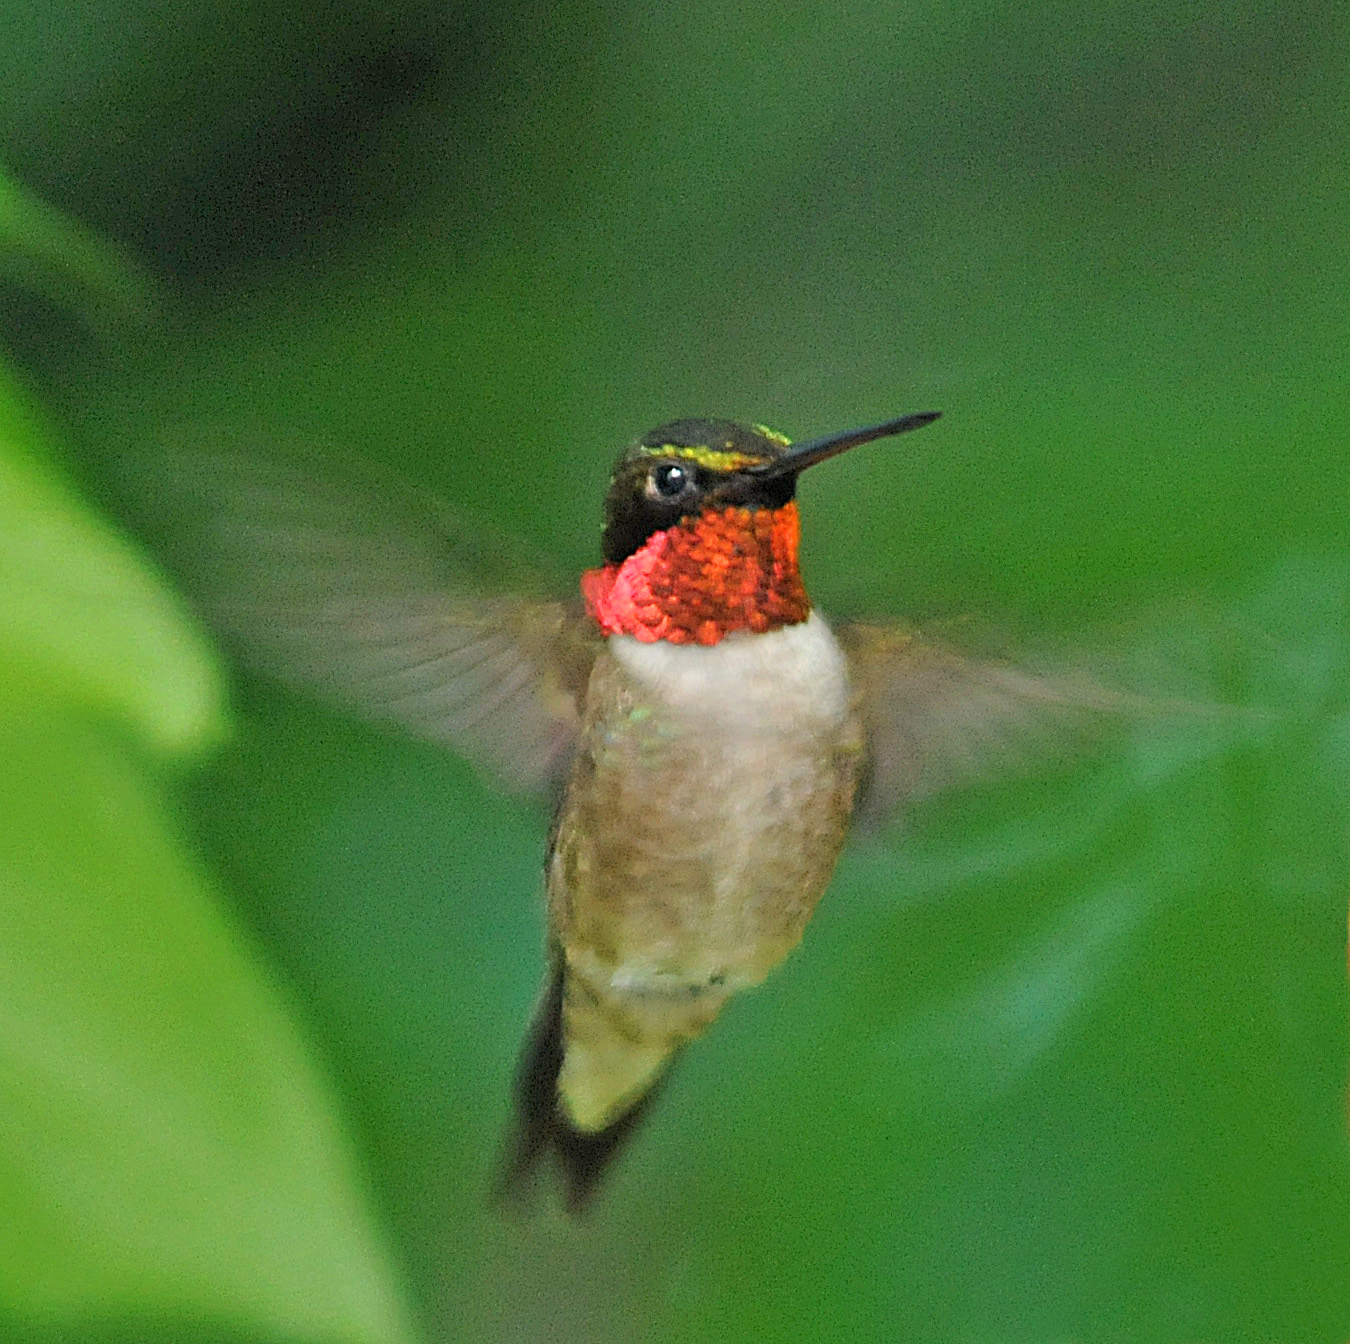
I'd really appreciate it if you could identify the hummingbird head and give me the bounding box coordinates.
[584,413,940,646]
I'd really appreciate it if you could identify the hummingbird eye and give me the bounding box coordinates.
[647,462,694,501]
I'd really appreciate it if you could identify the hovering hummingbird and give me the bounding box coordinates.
[123,412,1115,1209]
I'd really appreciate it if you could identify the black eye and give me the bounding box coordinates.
[648,462,693,500]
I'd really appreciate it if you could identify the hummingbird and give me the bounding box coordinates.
[120,412,1114,1209]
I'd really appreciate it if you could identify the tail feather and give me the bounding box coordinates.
[496,958,666,1213]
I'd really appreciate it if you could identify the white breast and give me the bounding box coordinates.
[609,610,851,731]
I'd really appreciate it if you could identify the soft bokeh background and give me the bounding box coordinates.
[2,2,1348,1341]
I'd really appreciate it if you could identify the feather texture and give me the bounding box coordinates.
[109,431,593,793]
[837,620,1132,827]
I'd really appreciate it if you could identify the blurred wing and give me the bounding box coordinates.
[837,620,1130,828]
[111,431,595,794]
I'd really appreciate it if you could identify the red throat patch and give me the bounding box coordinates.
[581,503,810,646]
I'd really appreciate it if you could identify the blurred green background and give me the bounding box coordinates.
[1,1,1348,1341]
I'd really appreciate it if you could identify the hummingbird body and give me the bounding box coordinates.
[126,407,1118,1209]
[547,610,863,1133]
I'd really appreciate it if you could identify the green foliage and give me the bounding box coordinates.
[1,3,1348,1342]
[0,359,219,754]
[0,706,414,1344]
[0,283,414,1339]
[0,166,158,330]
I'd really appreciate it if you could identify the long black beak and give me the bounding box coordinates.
[748,411,941,479]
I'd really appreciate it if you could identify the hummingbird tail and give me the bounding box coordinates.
[496,957,665,1214]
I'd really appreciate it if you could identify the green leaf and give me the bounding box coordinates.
[0,163,159,330]
[0,363,417,1342]
[0,706,415,1344]
[0,359,222,756]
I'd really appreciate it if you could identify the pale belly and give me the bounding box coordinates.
[548,615,864,997]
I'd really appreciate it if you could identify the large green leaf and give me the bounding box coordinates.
[0,362,416,1344]
[0,708,414,1344]
[0,360,219,756]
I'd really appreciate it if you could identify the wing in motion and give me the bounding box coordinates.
[837,620,1140,829]
[109,430,596,794]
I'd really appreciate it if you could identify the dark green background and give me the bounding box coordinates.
[1,2,1347,1340]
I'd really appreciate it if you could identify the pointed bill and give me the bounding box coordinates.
[748,412,941,479]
